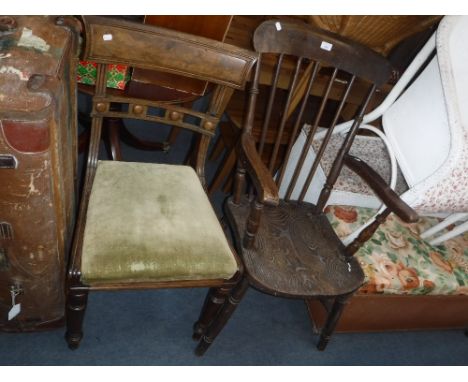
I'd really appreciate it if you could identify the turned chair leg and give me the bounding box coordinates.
[317,293,352,351]
[65,289,89,350]
[195,277,249,356]
[193,286,231,341]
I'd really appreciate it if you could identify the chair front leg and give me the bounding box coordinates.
[65,288,89,350]
[317,292,353,351]
[193,285,232,341]
[195,276,249,356]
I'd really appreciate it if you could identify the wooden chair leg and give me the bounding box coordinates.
[192,286,231,341]
[209,134,226,161]
[208,146,237,196]
[304,299,320,335]
[79,115,124,161]
[78,128,90,155]
[65,289,89,350]
[222,175,234,195]
[77,110,91,155]
[77,109,124,161]
[195,277,249,356]
[166,126,181,148]
[316,293,353,351]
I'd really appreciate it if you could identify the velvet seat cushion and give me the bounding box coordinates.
[81,161,238,285]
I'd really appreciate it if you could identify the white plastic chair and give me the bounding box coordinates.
[279,15,468,246]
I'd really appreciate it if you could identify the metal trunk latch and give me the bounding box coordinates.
[0,155,18,169]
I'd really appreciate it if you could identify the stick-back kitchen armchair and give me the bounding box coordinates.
[194,20,418,355]
[65,16,257,351]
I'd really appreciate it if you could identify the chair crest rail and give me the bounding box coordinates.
[253,20,393,87]
[81,16,258,90]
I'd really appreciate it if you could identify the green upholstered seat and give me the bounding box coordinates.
[81,161,238,285]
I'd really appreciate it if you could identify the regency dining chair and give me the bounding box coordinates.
[77,15,234,161]
[193,20,418,355]
[64,16,257,351]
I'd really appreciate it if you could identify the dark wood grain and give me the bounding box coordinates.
[82,16,256,90]
[226,197,364,298]
[133,16,233,97]
[253,20,393,87]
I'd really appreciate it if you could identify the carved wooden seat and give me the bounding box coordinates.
[226,197,364,297]
[65,16,257,352]
[194,20,418,355]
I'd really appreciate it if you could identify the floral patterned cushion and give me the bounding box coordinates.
[325,205,468,295]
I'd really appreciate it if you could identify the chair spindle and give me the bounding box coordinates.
[345,208,392,257]
[258,54,284,156]
[243,199,264,249]
[315,84,377,212]
[233,160,246,205]
[297,75,357,202]
[268,57,304,174]
[276,61,321,190]
[285,67,338,201]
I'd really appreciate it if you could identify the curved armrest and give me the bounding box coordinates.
[239,132,279,206]
[344,154,418,223]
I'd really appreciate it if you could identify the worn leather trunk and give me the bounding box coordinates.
[0,16,79,331]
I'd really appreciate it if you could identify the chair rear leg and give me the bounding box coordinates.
[193,286,231,341]
[65,288,89,350]
[195,277,249,356]
[317,292,352,351]
[209,133,226,161]
[208,146,237,196]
